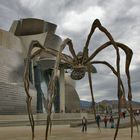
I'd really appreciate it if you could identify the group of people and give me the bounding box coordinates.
[96,114,115,128]
[106,115,115,128]
[120,111,126,118]
[81,115,115,132]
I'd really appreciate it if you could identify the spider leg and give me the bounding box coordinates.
[90,60,138,138]
[111,42,134,138]
[91,61,122,139]
[24,40,46,140]
[83,20,121,98]
[87,21,122,123]
[83,20,121,108]
[85,41,135,138]
[83,21,122,139]
[82,19,119,64]
[45,38,77,140]
[24,39,77,140]
[82,19,102,62]
[59,38,78,63]
[31,47,73,66]
[85,41,133,115]
[24,40,64,140]
[117,43,134,138]
[31,39,76,67]
[46,47,73,64]
[124,99,139,133]
[86,65,101,131]
[91,61,125,94]
[83,20,120,135]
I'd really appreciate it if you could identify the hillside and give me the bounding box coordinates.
[80,100,140,109]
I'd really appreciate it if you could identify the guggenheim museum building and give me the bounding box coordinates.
[0,18,80,114]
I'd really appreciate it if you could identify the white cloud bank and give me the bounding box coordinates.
[61,6,105,32]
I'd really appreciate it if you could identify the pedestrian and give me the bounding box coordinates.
[122,111,126,119]
[120,112,123,118]
[95,114,101,128]
[109,115,114,128]
[136,110,139,116]
[103,115,108,128]
[82,116,87,132]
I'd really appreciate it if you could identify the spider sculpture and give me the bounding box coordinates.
[24,19,138,140]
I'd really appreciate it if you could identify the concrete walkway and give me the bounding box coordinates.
[0,125,139,140]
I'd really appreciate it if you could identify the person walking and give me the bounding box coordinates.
[103,115,108,128]
[122,111,126,119]
[95,114,101,128]
[82,116,87,132]
[109,115,114,128]
[136,109,139,116]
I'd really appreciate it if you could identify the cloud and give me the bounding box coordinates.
[0,0,33,30]
[61,6,105,32]
[20,0,44,7]
[0,0,140,102]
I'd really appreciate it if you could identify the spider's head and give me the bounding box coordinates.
[72,51,83,65]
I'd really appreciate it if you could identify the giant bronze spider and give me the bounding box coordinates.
[24,19,138,140]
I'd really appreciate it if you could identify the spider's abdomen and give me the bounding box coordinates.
[71,68,85,80]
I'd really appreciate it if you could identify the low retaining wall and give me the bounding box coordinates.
[0,113,95,126]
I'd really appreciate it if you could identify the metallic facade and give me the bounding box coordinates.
[0,18,80,114]
[0,29,36,114]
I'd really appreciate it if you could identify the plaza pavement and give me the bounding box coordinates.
[0,124,140,140]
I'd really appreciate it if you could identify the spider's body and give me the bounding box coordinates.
[24,19,137,140]
[71,67,86,80]
[69,51,96,80]
[70,51,86,80]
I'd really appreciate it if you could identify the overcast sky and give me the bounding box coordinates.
[0,0,140,102]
